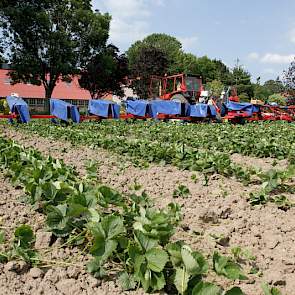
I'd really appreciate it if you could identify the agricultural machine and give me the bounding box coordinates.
[149,74,203,104]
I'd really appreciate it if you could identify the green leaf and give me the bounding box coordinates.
[261,283,282,295]
[150,272,166,291]
[145,248,168,272]
[118,271,136,291]
[135,231,158,251]
[181,246,208,275]
[174,267,190,294]
[0,230,5,244]
[14,225,34,248]
[87,257,106,278]
[90,236,118,260]
[192,281,222,295]
[213,252,246,280]
[101,215,125,240]
[225,287,245,295]
[166,241,183,267]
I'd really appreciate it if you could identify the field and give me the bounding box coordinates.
[0,120,295,295]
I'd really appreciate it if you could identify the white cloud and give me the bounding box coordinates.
[179,36,198,51]
[248,52,259,60]
[261,53,295,64]
[247,51,295,64]
[92,0,166,50]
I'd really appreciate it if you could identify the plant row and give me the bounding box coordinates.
[0,135,254,294]
[19,120,295,161]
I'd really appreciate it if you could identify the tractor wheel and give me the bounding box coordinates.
[171,94,188,103]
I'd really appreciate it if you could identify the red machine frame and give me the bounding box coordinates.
[149,73,202,101]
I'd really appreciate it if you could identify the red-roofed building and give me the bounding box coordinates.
[0,67,133,113]
[0,68,97,113]
[0,68,92,100]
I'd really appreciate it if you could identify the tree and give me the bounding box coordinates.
[129,46,168,99]
[194,56,217,83]
[127,33,182,74]
[253,84,271,101]
[206,80,224,97]
[283,58,295,94]
[230,65,254,98]
[175,53,199,75]
[264,78,285,94]
[79,45,129,99]
[0,0,110,99]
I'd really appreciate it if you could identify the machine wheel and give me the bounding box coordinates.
[171,94,188,103]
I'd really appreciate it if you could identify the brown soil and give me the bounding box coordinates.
[1,126,295,295]
[0,173,146,295]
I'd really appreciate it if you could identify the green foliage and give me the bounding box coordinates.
[268,94,286,106]
[261,283,282,295]
[231,66,254,98]
[129,45,169,99]
[127,33,182,74]
[264,79,285,95]
[254,84,272,101]
[0,134,245,293]
[0,0,110,98]
[213,252,247,280]
[173,184,190,198]
[13,225,38,264]
[127,33,233,85]
[79,44,129,99]
[206,80,224,97]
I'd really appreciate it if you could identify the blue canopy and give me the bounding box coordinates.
[150,100,184,118]
[187,104,217,118]
[88,99,120,119]
[50,99,80,123]
[226,101,261,116]
[6,96,30,123]
[126,100,151,117]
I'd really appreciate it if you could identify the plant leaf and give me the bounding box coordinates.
[174,267,190,294]
[192,281,222,295]
[145,248,168,272]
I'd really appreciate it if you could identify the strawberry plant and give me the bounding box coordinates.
[0,135,248,293]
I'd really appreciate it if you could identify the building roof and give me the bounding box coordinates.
[0,69,92,100]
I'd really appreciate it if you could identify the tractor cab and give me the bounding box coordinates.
[149,74,203,104]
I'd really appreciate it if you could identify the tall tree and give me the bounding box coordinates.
[127,33,182,74]
[129,46,168,99]
[284,58,295,93]
[230,65,254,99]
[0,0,110,98]
[79,45,129,99]
[263,78,285,94]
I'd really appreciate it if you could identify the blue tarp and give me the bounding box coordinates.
[150,100,183,118]
[187,104,217,118]
[88,99,120,118]
[50,99,80,123]
[6,96,30,123]
[126,100,151,117]
[226,101,258,116]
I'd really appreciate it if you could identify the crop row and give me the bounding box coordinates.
[0,135,254,294]
[15,121,256,183]
[4,121,295,208]
[20,120,295,161]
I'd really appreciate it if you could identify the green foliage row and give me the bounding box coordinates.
[0,136,248,294]
[13,120,295,208]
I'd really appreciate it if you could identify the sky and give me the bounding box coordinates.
[92,0,295,82]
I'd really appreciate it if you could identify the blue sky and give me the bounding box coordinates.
[92,0,295,82]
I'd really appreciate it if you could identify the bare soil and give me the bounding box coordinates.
[1,126,295,295]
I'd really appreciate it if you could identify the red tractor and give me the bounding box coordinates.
[149,73,203,104]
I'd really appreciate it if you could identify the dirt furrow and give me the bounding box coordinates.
[1,126,295,294]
